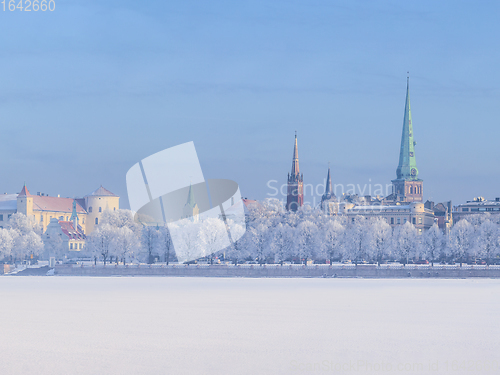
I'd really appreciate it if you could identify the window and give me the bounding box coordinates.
[419,217,422,224]
[8,214,11,219]
[412,217,416,225]
[59,216,63,220]
[113,207,116,211]
[99,207,102,213]
[0,214,3,221]
[404,218,407,223]
[70,243,73,249]
[89,207,92,213]
[471,208,479,211]
[391,218,394,224]
[462,208,469,212]
[95,218,98,225]
[397,218,401,224]
[79,243,82,249]
[40,215,43,222]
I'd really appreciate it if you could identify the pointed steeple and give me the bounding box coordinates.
[70,200,78,221]
[183,183,199,221]
[286,132,304,211]
[186,183,196,208]
[291,131,300,177]
[323,163,333,200]
[396,75,419,180]
[18,183,31,198]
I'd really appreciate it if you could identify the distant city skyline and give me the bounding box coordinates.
[1,0,499,208]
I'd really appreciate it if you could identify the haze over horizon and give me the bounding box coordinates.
[1,0,499,209]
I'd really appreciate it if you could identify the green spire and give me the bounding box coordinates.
[70,199,78,222]
[396,76,419,180]
[186,183,196,208]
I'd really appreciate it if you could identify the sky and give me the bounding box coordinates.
[1,0,499,209]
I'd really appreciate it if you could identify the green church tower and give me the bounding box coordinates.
[183,183,200,222]
[391,76,423,203]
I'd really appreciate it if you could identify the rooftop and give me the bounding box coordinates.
[59,221,86,240]
[0,194,18,211]
[33,196,86,214]
[85,185,118,197]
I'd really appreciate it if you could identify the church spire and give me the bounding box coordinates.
[186,183,196,208]
[324,163,333,199]
[290,131,300,177]
[286,132,303,211]
[70,200,78,221]
[396,75,419,180]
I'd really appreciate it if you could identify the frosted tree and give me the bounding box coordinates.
[262,198,284,215]
[100,209,141,236]
[270,223,294,265]
[168,220,207,263]
[43,231,65,260]
[447,219,474,266]
[421,223,444,266]
[392,222,418,265]
[322,219,345,264]
[23,231,45,263]
[112,226,140,264]
[475,220,499,266]
[86,224,117,265]
[365,218,392,265]
[157,225,174,264]
[248,222,270,265]
[140,225,160,264]
[282,210,299,228]
[225,219,248,265]
[466,213,491,227]
[344,216,368,265]
[8,213,36,235]
[199,218,229,264]
[0,228,14,261]
[296,220,318,265]
[8,213,44,262]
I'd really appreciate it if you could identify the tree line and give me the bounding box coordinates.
[1,199,500,266]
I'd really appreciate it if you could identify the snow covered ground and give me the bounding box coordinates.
[0,277,499,375]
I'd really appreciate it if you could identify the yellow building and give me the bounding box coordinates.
[14,184,119,234]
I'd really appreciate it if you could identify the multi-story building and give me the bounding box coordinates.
[340,202,435,233]
[453,197,500,222]
[0,184,119,235]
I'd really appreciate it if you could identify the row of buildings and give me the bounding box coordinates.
[0,185,119,251]
[285,77,493,233]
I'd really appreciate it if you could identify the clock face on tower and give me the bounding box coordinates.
[411,168,417,176]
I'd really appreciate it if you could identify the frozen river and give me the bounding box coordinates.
[1,277,499,375]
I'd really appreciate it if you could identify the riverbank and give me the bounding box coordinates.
[43,264,500,278]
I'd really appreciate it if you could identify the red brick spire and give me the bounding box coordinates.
[287,132,304,211]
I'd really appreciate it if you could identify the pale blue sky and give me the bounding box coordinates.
[1,0,499,208]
